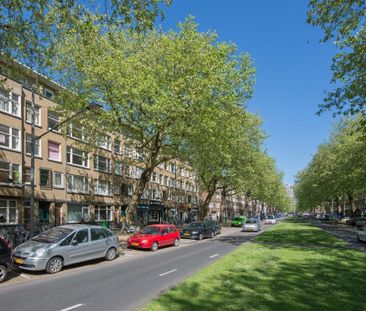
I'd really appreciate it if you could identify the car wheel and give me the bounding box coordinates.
[105,247,117,261]
[0,265,7,283]
[174,238,179,246]
[46,257,63,274]
[210,231,214,238]
[198,233,203,241]
[151,242,158,251]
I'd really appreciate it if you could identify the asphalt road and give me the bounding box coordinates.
[0,223,274,311]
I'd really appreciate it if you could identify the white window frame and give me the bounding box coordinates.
[94,155,111,173]
[0,90,21,117]
[26,133,41,157]
[0,162,21,184]
[0,124,21,151]
[114,139,122,154]
[98,135,112,151]
[95,205,113,221]
[67,146,89,168]
[68,123,88,141]
[94,179,111,196]
[114,161,122,176]
[43,87,54,99]
[54,172,64,188]
[0,200,17,224]
[26,101,41,126]
[66,174,89,194]
[48,141,61,162]
[47,110,60,132]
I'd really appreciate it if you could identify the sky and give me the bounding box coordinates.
[157,0,339,185]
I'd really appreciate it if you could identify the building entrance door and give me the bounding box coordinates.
[38,201,50,225]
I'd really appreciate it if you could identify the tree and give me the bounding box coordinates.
[50,18,261,223]
[307,0,366,116]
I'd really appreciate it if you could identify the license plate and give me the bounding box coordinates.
[14,258,24,264]
[184,233,190,236]
[131,242,139,246]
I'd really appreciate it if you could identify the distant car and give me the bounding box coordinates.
[357,225,366,243]
[181,222,215,240]
[127,224,180,251]
[205,220,221,235]
[242,218,261,232]
[265,216,276,224]
[231,216,247,227]
[0,237,12,283]
[12,225,119,274]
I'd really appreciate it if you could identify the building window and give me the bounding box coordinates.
[122,183,133,196]
[0,124,20,151]
[24,167,31,184]
[0,162,21,184]
[0,89,20,117]
[135,167,143,179]
[54,172,64,188]
[68,123,88,141]
[47,111,60,131]
[113,180,122,195]
[151,172,157,183]
[114,161,122,176]
[94,155,110,173]
[40,168,52,189]
[114,139,121,154]
[124,143,131,157]
[48,141,61,161]
[124,164,131,177]
[95,205,113,221]
[67,175,89,193]
[95,179,111,196]
[43,87,54,99]
[26,101,41,126]
[98,135,111,150]
[0,200,17,224]
[26,133,40,156]
[67,203,88,223]
[67,146,88,167]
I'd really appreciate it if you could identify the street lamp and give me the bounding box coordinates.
[28,96,101,238]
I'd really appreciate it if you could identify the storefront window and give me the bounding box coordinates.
[0,200,17,224]
[95,205,112,222]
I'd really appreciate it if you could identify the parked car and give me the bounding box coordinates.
[0,237,12,283]
[12,225,119,274]
[264,216,276,224]
[357,225,366,243]
[205,220,221,235]
[242,218,261,232]
[181,222,215,240]
[127,224,180,251]
[231,216,247,227]
[355,217,366,228]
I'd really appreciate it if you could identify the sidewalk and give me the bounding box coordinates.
[310,219,366,252]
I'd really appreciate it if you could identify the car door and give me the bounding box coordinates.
[67,229,91,264]
[89,228,108,259]
[160,228,170,246]
[203,223,209,238]
[169,226,178,245]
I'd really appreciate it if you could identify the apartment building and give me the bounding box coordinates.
[0,61,199,228]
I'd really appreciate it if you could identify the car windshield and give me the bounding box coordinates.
[187,222,203,228]
[31,227,74,243]
[246,219,257,224]
[233,217,243,221]
[267,216,274,219]
[141,226,160,234]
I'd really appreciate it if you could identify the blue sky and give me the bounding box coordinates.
[158,0,339,185]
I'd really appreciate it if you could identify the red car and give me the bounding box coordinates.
[127,224,180,251]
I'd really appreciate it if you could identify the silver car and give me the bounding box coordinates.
[357,225,366,243]
[13,225,119,274]
[242,219,261,232]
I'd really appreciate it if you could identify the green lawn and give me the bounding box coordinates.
[142,219,366,311]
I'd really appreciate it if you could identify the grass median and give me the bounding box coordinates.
[142,219,366,311]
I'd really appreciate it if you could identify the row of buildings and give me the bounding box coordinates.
[0,60,201,228]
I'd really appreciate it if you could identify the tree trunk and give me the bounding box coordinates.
[219,187,228,223]
[198,189,216,221]
[347,193,355,217]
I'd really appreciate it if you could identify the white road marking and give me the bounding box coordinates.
[209,254,219,258]
[59,303,84,311]
[159,269,177,277]
[20,273,31,279]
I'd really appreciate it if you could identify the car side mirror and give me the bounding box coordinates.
[72,240,78,246]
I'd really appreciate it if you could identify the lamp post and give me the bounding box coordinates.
[28,96,101,238]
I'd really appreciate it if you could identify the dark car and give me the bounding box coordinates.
[205,220,221,235]
[181,222,215,240]
[0,237,12,283]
